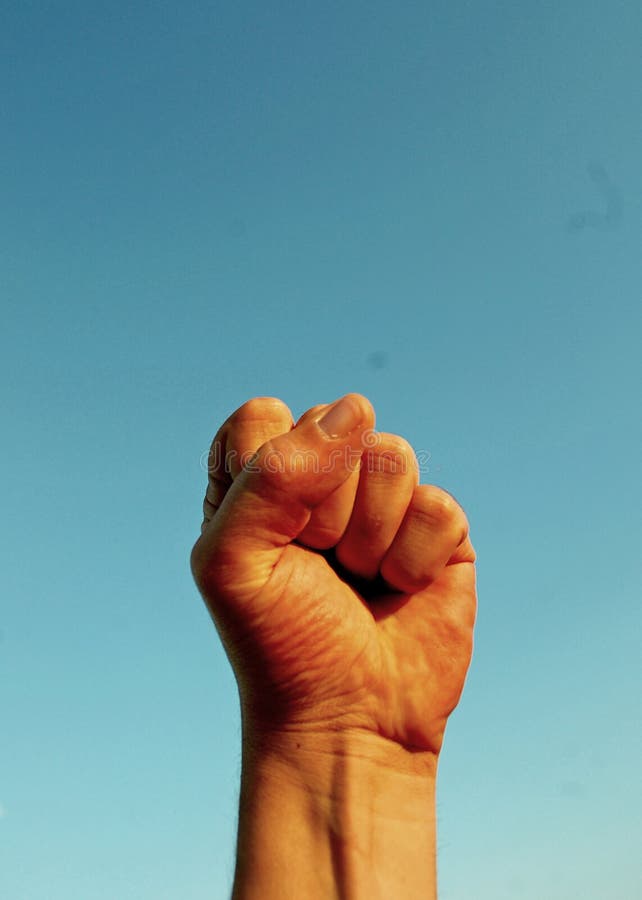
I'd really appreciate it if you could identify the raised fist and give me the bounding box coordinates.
[191,394,476,756]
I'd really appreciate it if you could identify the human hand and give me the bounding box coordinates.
[190,394,476,758]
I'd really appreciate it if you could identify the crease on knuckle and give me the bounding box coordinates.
[231,396,290,427]
[364,434,417,478]
[416,487,468,543]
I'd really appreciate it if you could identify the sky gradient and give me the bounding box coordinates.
[2,2,641,898]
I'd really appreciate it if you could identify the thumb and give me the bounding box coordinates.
[191,393,375,602]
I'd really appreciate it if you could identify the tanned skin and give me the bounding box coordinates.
[191,394,477,900]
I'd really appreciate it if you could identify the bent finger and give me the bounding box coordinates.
[201,397,294,531]
[335,433,419,578]
[380,485,470,593]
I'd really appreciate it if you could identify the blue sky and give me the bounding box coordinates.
[1,2,641,897]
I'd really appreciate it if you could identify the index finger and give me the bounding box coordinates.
[201,397,294,532]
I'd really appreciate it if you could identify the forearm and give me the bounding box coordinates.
[232,728,439,900]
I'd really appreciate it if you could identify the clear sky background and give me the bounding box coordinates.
[1,2,641,898]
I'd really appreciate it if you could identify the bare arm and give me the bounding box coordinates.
[232,727,439,900]
[191,394,476,899]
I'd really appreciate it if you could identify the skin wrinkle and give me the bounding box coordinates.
[263,557,376,704]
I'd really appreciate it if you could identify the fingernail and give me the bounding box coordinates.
[317,395,362,438]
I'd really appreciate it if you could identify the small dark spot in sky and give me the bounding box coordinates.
[587,160,608,183]
[558,779,584,798]
[567,161,623,233]
[229,217,248,238]
[367,350,389,369]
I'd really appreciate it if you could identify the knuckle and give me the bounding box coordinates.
[379,432,414,455]
[247,435,295,489]
[230,396,290,426]
[363,433,418,477]
[415,486,469,541]
[420,485,457,519]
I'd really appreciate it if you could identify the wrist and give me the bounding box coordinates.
[233,727,439,900]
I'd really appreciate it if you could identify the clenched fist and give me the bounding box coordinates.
[190,393,477,757]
